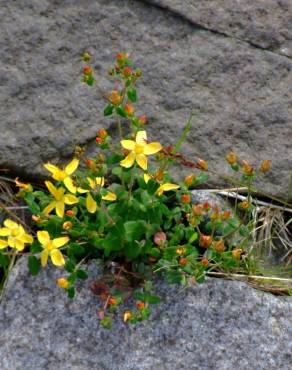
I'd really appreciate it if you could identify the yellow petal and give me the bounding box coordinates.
[65,158,79,175]
[8,237,15,248]
[77,187,88,194]
[86,193,97,213]
[14,239,25,251]
[95,177,105,187]
[0,228,11,236]
[143,142,162,155]
[63,194,79,205]
[40,249,49,267]
[120,140,135,150]
[21,233,34,244]
[120,152,136,168]
[87,177,95,189]
[44,163,59,176]
[156,183,180,196]
[135,131,147,145]
[52,236,69,248]
[102,192,117,201]
[63,177,77,194]
[56,201,65,218]
[144,173,151,184]
[43,201,56,215]
[37,231,51,245]
[45,181,59,198]
[50,249,65,266]
[136,154,147,170]
[0,240,8,249]
[4,219,18,229]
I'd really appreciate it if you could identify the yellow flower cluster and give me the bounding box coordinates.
[0,219,33,251]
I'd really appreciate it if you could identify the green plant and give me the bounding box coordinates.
[0,53,281,327]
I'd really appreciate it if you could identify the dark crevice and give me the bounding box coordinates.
[140,0,292,60]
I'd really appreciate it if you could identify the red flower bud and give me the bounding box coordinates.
[98,129,107,139]
[95,137,103,144]
[124,103,134,116]
[123,66,132,77]
[66,210,74,217]
[138,115,147,125]
[181,194,191,204]
[179,258,188,266]
[136,301,145,310]
[83,66,92,75]
[201,258,209,267]
[199,234,212,248]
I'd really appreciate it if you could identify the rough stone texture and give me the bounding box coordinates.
[0,0,292,198]
[0,258,291,370]
[145,0,292,57]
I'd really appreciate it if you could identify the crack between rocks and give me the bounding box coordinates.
[141,0,292,60]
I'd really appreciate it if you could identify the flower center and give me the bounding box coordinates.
[134,144,144,154]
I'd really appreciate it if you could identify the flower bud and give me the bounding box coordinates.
[232,248,243,259]
[124,103,134,116]
[181,194,191,204]
[123,66,132,77]
[192,204,203,216]
[123,310,132,322]
[83,66,92,75]
[239,201,250,210]
[86,159,95,169]
[176,247,186,255]
[197,158,208,171]
[32,215,41,223]
[243,163,254,176]
[135,68,142,77]
[225,152,237,165]
[95,137,103,145]
[138,115,147,125]
[154,231,167,246]
[203,202,211,211]
[222,210,231,220]
[179,257,188,266]
[260,160,270,173]
[108,90,122,105]
[136,301,145,310]
[201,258,209,267]
[66,210,74,217]
[214,239,225,253]
[108,296,117,305]
[117,52,126,61]
[199,234,212,248]
[82,52,91,62]
[184,174,194,186]
[63,221,72,230]
[98,129,107,139]
[57,278,69,289]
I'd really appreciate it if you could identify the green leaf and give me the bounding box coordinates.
[144,294,161,304]
[104,104,114,116]
[189,232,198,243]
[106,154,124,164]
[25,193,40,214]
[0,254,9,268]
[166,270,183,284]
[239,225,250,237]
[147,179,160,195]
[28,256,40,276]
[76,269,88,280]
[30,240,42,254]
[124,220,147,242]
[124,241,143,260]
[101,316,112,329]
[67,287,75,299]
[149,248,160,258]
[69,243,85,257]
[116,106,127,118]
[127,88,137,102]
[64,260,75,273]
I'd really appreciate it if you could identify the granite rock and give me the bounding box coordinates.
[145,0,292,57]
[0,258,291,370]
[0,0,291,198]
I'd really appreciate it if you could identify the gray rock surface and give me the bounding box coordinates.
[0,0,291,198]
[0,258,291,370]
[145,0,292,57]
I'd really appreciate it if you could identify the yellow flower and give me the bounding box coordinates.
[44,158,79,193]
[43,181,79,218]
[120,131,162,171]
[37,230,69,267]
[85,177,117,214]
[143,173,179,196]
[0,219,33,251]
